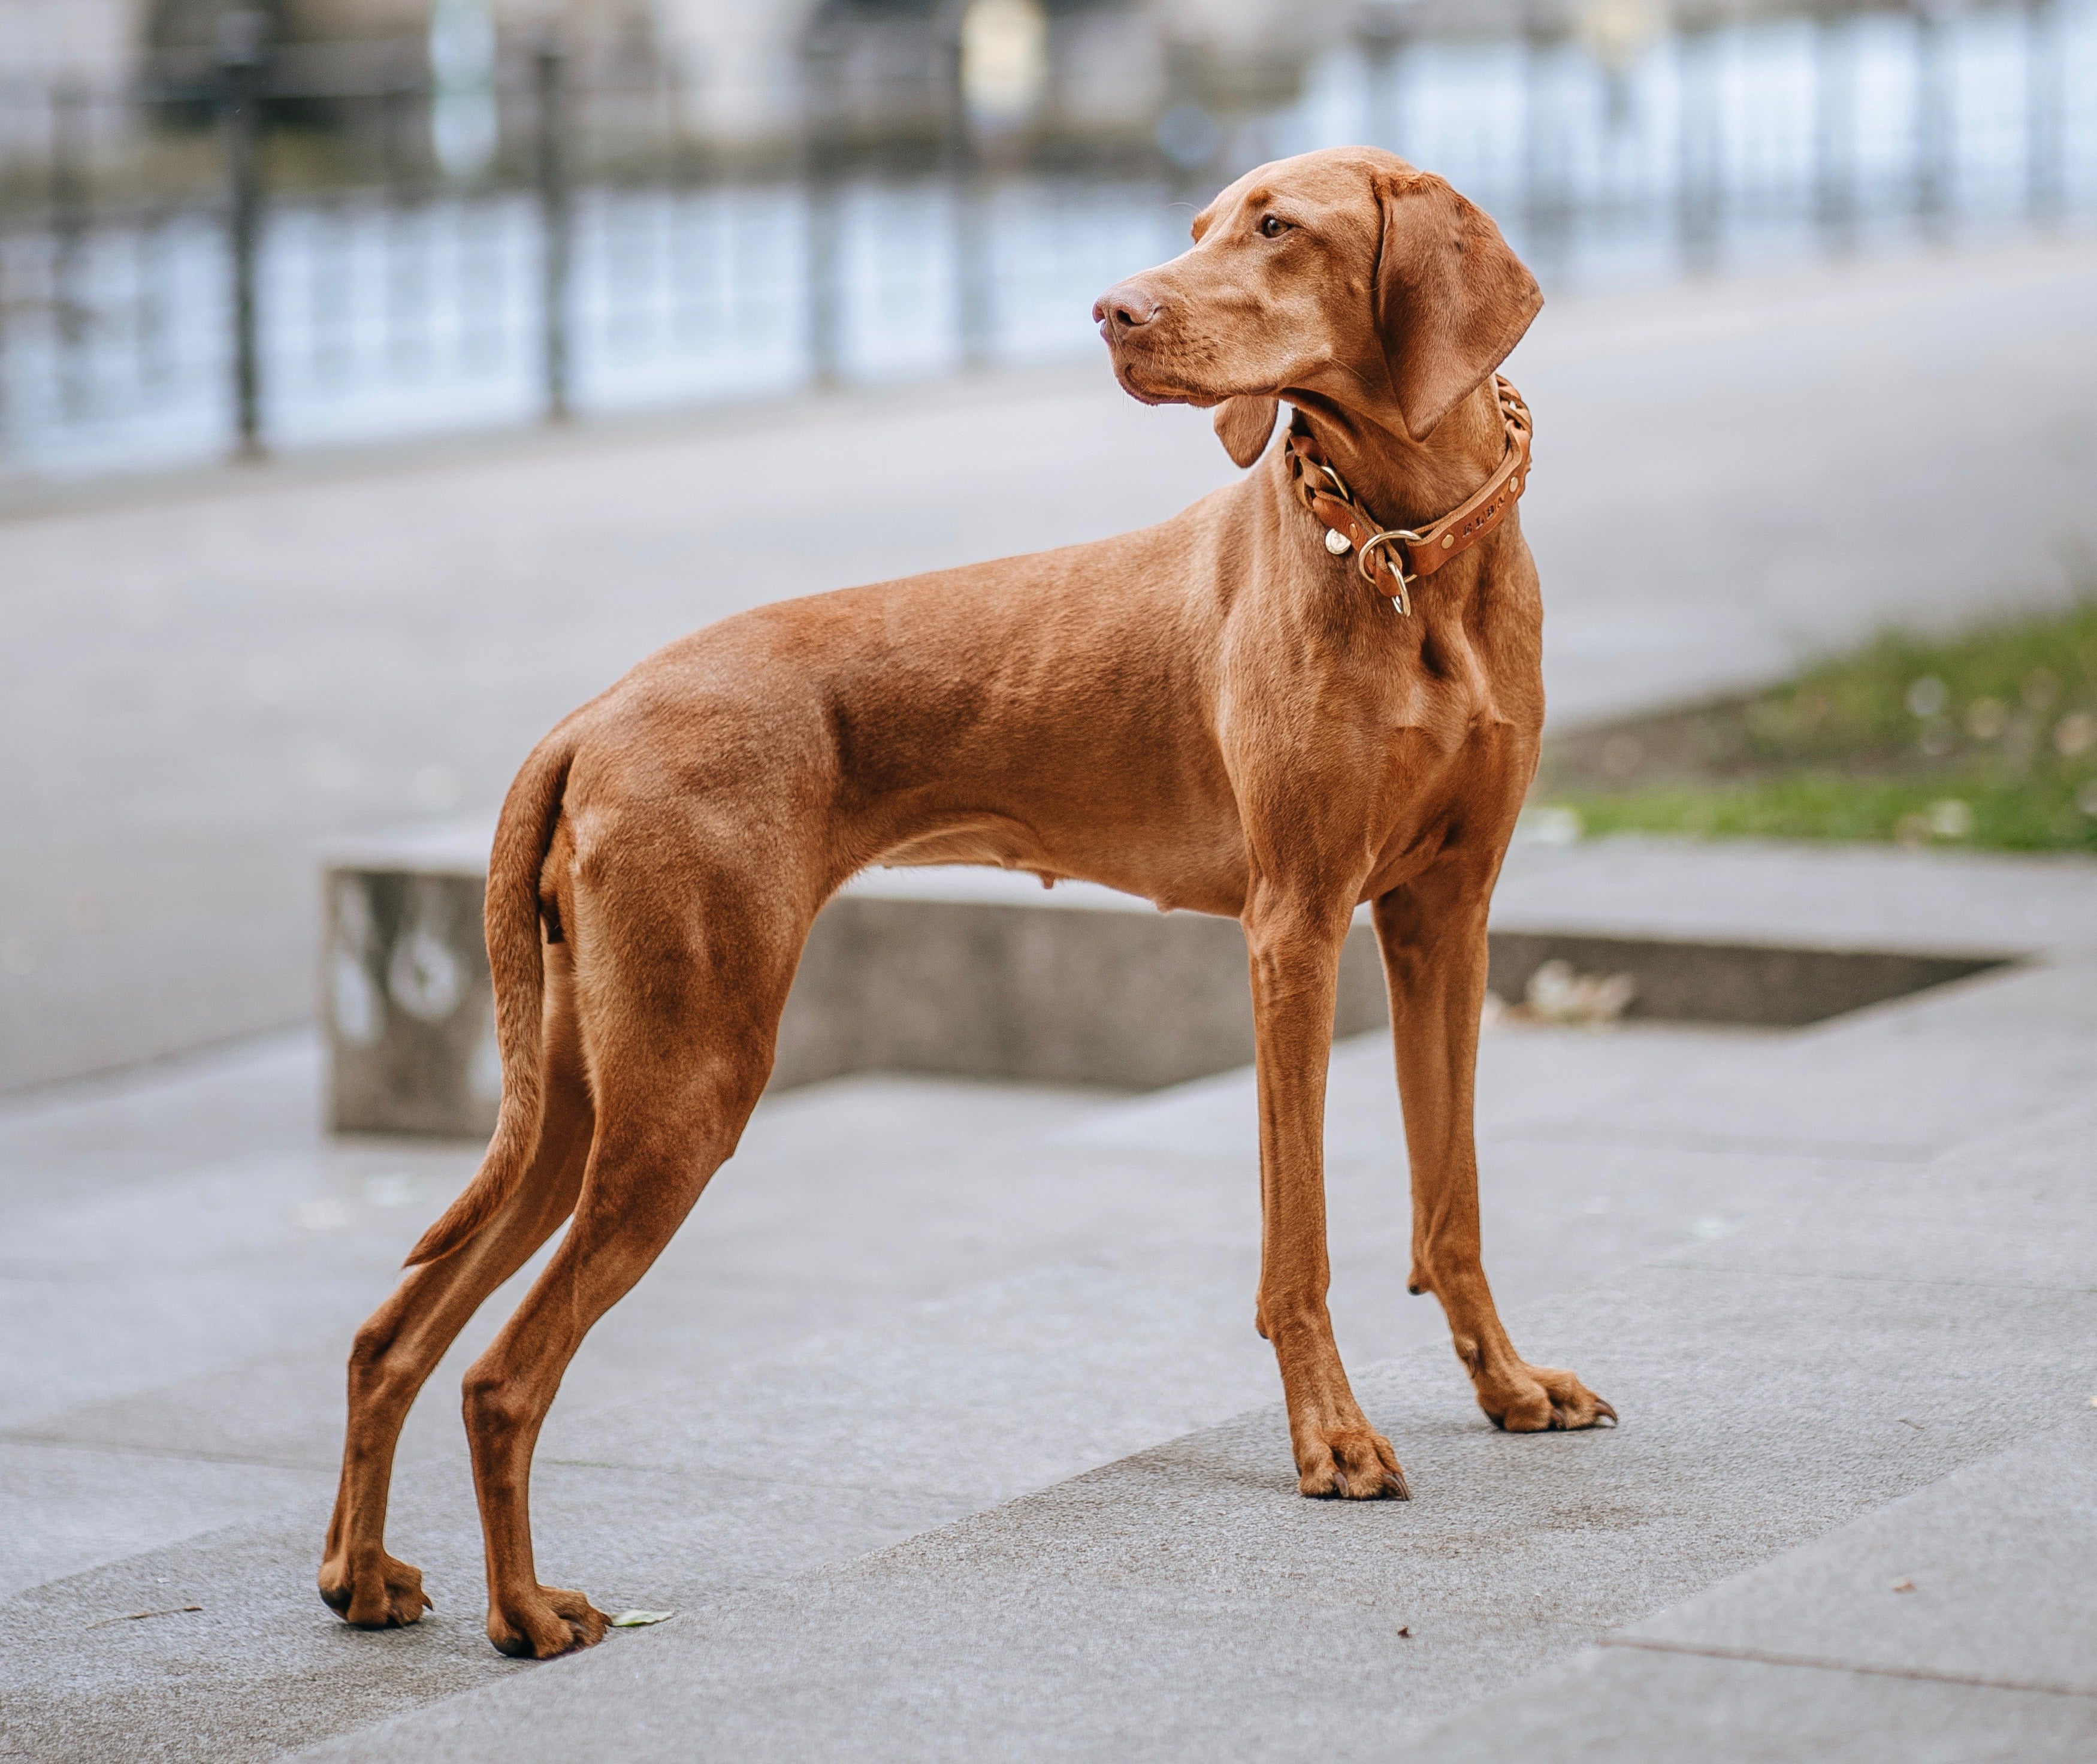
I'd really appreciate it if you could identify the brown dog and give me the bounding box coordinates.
[319,146,1613,1660]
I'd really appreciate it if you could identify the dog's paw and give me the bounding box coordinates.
[1478,1363,1616,1433]
[1295,1424,1410,1501]
[488,1585,610,1659]
[319,1550,433,1629]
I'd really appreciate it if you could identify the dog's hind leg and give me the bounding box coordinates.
[319,943,595,1630]
[458,851,799,1659]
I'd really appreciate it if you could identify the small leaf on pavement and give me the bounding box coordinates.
[611,1609,676,1628]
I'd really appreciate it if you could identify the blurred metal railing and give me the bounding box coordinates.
[0,0,2090,477]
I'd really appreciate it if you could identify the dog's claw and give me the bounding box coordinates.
[488,1585,610,1660]
[319,1549,432,1630]
[1480,1363,1614,1433]
[1297,1424,1409,1500]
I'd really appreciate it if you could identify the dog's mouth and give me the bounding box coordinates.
[1099,334,1211,410]
[1113,362,1188,407]
[1098,310,1260,412]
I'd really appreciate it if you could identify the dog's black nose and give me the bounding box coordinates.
[1093,282,1160,337]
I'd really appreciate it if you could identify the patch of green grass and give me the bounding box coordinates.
[1557,771,2097,853]
[1539,598,2097,853]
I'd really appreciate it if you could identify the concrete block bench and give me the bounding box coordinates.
[322,821,2020,1138]
[321,821,1394,1137]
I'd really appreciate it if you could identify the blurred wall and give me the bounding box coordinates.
[652,0,1324,158]
[138,0,657,59]
[0,0,143,83]
[652,0,821,150]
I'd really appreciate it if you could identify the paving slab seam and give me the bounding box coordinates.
[1647,1262,2097,1297]
[0,1433,336,1475]
[1596,1637,2097,1702]
[1484,1126,1937,1161]
[0,1027,312,1117]
[525,1455,1034,1505]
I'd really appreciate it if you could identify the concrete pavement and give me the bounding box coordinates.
[1419,1424,2097,1762]
[5,235,2096,1091]
[1,836,2092,1760]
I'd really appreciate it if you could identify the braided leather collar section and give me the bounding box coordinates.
[1285,375,1533,611]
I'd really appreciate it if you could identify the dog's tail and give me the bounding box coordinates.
[402,734,575,1268]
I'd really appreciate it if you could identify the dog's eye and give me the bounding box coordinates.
[1258,214,1290,239]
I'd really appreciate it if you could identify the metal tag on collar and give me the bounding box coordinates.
[1324,527,1353,557]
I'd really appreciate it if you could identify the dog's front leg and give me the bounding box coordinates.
[1245,893,1410,1501]
[1373,871,1615,1433]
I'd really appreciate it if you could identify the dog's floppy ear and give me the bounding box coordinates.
[1374,171,1542,443]
[1212,395,1280,467]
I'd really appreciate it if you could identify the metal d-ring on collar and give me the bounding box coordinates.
[1353,528,1418,616]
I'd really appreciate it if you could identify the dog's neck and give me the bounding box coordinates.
[1284,377,1508,539]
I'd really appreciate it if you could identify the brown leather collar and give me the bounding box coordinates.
[1285,375,1532,615]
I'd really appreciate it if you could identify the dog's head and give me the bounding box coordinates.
[1093,147,1541,466]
